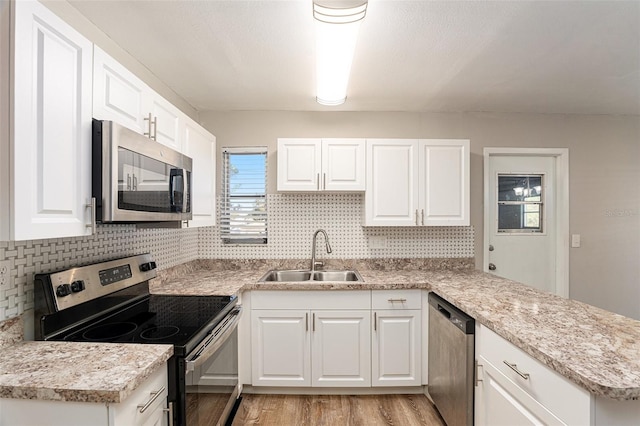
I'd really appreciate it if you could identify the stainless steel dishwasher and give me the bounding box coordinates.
[428,292,475,426]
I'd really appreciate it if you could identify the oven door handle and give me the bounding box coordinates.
[185,305,242,373]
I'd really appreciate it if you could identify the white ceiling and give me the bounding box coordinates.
[68,0,640,115]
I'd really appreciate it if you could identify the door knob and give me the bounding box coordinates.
[489,245,494,251]
[488,263,496,271]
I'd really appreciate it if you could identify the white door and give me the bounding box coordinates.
[372,310,421,386]
[251,310,311,386]
[486,154,557,294]
[311,310,371,387]
[364,139,419,226]
[322,139,366,191]
[13,0,93,240]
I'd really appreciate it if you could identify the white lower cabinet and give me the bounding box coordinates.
[0,366,169,426]
[251,309,311,386]
[475,324,590,426]
[250,290,422,389]
[372,309,421,386]
[312,310,371,387]
[475,324,640,425]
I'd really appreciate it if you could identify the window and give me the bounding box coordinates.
[497,174,543,233]
[221,147,268,244]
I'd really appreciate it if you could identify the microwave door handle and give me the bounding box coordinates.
[169,169,188,213]
[180,169,188,213]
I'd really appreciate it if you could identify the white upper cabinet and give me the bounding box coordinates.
[1,0,93,241]
[93,46,184,151]
[93,46,147,134]
[321,139,366,191]
[277,138,365,191]
[365,139,420,226]
[419,139,470,226]
[183,117,216,227]
[364,139,470,226]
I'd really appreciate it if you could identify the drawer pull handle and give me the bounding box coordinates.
[137,386,166,413]
[388,298,407,303]
[503,361,530,380]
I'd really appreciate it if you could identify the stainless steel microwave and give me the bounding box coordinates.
[92,119,192,223]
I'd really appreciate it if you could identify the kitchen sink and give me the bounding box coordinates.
[259,269,363,282]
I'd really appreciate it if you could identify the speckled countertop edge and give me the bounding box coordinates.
[151,259,640,400]
[0,341,173,403]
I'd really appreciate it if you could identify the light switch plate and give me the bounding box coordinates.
[571,234,581,248]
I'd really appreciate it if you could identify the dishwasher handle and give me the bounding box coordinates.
[428,292,474,334]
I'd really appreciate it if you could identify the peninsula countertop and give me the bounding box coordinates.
[150,259,640,400]
[0,341,173,403]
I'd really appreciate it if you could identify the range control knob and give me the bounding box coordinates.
[71,280,85,293]
[56,284,71,297]
[140,261,157,272]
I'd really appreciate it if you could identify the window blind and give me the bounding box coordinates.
[221,147,268,244]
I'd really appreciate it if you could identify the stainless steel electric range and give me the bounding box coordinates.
[34,253,241,426]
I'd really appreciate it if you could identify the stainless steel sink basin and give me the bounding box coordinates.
[259,269,363,282]
[312,270,362,281]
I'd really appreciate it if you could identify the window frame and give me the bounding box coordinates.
[220,146,268,245]
[496,173,545,234]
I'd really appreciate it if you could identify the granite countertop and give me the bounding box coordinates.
[0,341,173,403]
[151,259,640,400]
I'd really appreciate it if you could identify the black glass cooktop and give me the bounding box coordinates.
[62,294,234,350]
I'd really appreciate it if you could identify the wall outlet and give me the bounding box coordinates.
[0,260,10,289]
[571,234,581,248]
[368,236,388,249]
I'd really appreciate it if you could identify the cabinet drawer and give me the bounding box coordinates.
[372,290,421,310]
[252,290,370,310]
[111,366,169,425]
[477,325,591,425]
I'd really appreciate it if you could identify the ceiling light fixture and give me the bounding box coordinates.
[313,0,368,106]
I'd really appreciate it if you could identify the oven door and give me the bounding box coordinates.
[184,306,241,426]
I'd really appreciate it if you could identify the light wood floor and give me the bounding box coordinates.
[231,394,446,426]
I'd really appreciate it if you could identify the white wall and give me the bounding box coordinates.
[199,110,640,320]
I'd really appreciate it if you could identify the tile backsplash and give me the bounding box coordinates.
[199,194,474,259]
[0,225,199,320]
[0,193,473,321]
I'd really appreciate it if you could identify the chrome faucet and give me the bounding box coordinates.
[310,229,332,272]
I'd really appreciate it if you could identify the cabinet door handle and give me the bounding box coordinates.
[132,174,138,191]
[127,173,132,190]
[85,197,96,235]
[317,173,320,190]
[137,386,166,413]
[323,173,326,190]
[475,360,483,386]
[388,298,407,303]
[421,209,425,226]
[164,402,174,426]
[415,210,418,225]
[312,313,315,332]
[152,116,158,141]
[374,312,377,331]
[503,360,530,380]
[305,312,308,331]
[144,113,153,139]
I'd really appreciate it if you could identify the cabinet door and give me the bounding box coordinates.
[148,95,182,152]
[277,138,321,191]
[12,0,92,240]
[475,356,564,426]
[372,310,421,386]
[251,310,311,386]
[418,139,470,226]
[93,46,148,135]
[183,118,216,227]
[364,139,419,226]
[311,310,371,387]
[321,139,366,191]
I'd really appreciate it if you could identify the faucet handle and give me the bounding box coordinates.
[314,260,325,270]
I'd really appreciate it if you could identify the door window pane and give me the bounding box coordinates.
[497,174,543,233]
